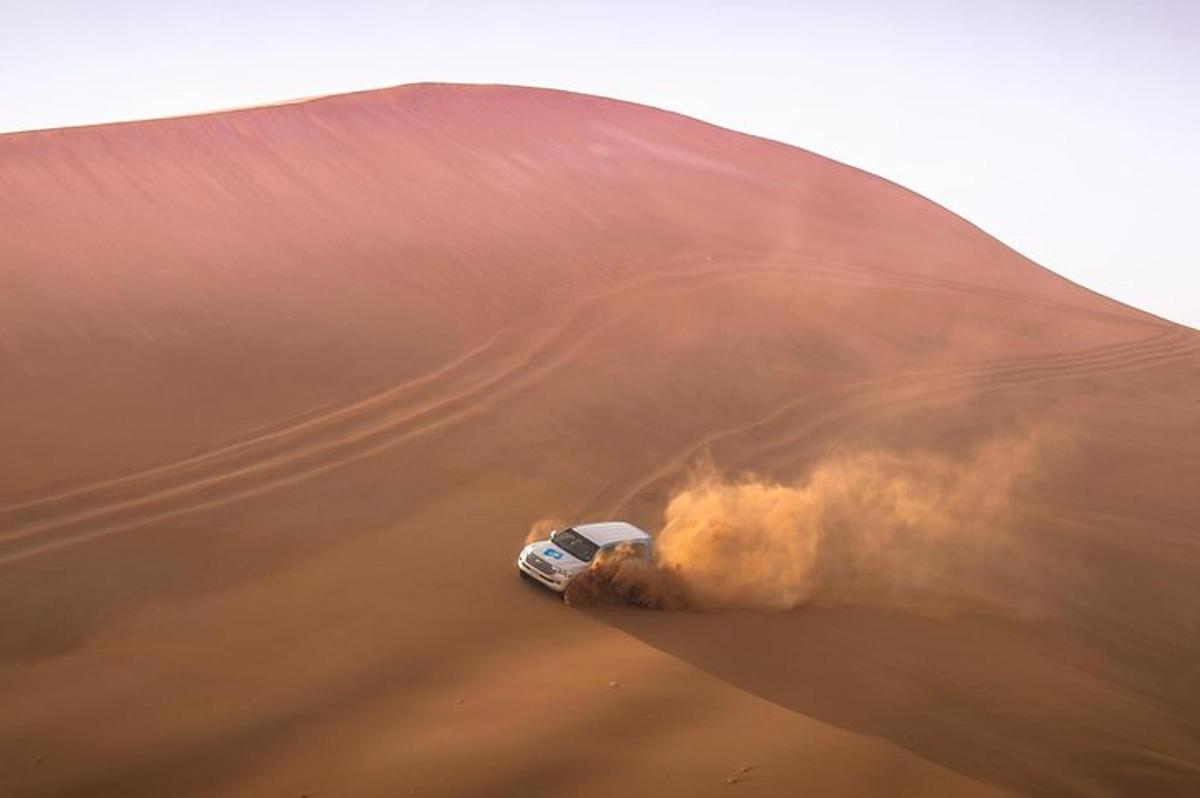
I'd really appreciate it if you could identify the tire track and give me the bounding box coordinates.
[1,324,513,511]
[592,327,1197,517]
[0,253,1016,534]
[0,263,778,564]
[0,255,684,515]
[714,250,1158,329]
[1,257,763,525]
[688,330,1195,511]
[585,327,1183,515]
[6,256,1189,563]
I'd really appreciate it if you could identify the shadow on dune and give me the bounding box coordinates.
[586,603,1200,798]
[552,400,1200,797]
[560,434,1200,797]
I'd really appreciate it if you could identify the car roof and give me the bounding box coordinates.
[572,521,652,546]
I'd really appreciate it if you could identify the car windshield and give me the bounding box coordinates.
[551,528,600,562]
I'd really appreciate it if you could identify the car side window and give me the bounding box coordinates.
[624,541,650,558]
[598,540,651,559]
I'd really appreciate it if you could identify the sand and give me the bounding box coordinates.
[1,83,1197,797]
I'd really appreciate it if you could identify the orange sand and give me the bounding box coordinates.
[1,84,1197,797]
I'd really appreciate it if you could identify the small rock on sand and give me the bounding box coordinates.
[608,680,620,688]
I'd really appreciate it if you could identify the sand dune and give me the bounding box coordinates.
[1,84,1198,797]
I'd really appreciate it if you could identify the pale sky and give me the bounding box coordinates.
[3,1,1197,327]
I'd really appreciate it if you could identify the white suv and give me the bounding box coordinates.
[517,521,652,594]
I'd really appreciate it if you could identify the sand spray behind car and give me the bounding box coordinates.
[525,517,568,545]
[555,429,1055,614]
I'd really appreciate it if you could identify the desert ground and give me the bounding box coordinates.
[1,84,1198,797]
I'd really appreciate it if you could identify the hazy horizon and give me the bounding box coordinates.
[4,0,1196,327]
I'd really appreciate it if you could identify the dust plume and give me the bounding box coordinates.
[565,432,1044,613]
[525,517,566,545]
[563,544,692,610]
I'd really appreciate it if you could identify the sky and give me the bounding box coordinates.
[2,1,1197,328]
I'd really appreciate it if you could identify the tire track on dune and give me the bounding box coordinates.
[0,263,783,565]
[0,254,688,515]
[586,252,1152,339]
[719,250,1157,329]
[0,325,514,511]
[587,327,1181,515]
[0,252,1057,538]
[593,327,1197,517]
[0,258,751,523]
[5,255,1188,562]
[732,346,1194,487]
[646,328,1198,514]
[847,265,1154,329]
[15,259,880,557]
[882,270,1154,328]
[700,330,1195,512]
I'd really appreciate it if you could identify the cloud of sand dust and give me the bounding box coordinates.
[560,432,1044,614]
[525,517,566,545]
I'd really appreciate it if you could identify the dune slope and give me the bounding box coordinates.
[1,84,1197,797]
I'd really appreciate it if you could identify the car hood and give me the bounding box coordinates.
[524,540,590,575]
